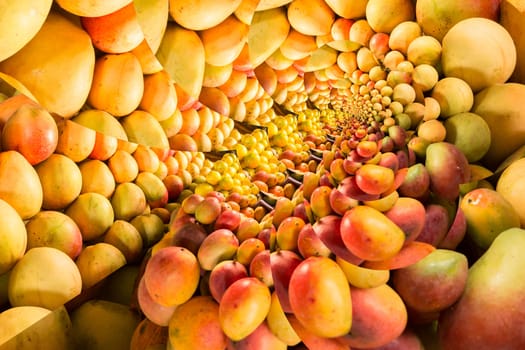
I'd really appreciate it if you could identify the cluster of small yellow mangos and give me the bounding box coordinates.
[3,0,525,350]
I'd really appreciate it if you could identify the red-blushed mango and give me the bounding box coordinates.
[1,103,58,166]
[249,249,273,288]
[288,256,352,338]
[197,228,239,271]
[168,295,227,350]
[392,249,468,314]
[416,0,500,42]
[25,210,83,260]
[136,275,177,327]
[270,249,303,313]
[313,214,363,265]
[341,205,406,262]
[226,320,287,350]
[297,222,332,259]
[398,163,430,200]
[143,246,200,307]
[416,203,451,247]
[219,277,272,341]
[337,284,408,349]
[287,314,349,350]
[363,241,436,270]
[425,141,470,202]
[438,227,525,349]
[384,196,427,244]
[208,260,248,303]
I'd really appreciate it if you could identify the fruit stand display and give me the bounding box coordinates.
[2,0,525,349]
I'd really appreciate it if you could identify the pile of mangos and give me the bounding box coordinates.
[2,0,525,350]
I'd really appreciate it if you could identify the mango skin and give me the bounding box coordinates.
[438,228,525,349]
[425,142,470,202]
[460,188,521,250]
[392,249,468,313]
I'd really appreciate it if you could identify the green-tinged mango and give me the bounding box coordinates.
[392,249,468,314]
[460,188,520,250]
[438,227,525,349]
[70,299,141,350]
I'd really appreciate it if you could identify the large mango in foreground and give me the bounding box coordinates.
[0,10,95,118]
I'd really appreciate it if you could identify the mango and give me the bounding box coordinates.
[460,188,520,249]
[338,284,407,349]
[219,277,272,341]
[288,256,352,338]
[425,142,470,201]
[168,295,226,350]
[392,249,468,314]
[472,83,525,169]
[439,228,525,349]
[70,299,141,350]
[496,156,525,226]
[444,112,491,163]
